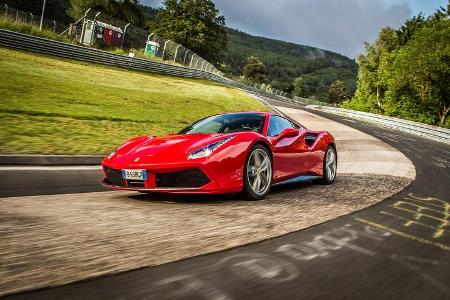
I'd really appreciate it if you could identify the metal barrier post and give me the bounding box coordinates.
[39,0,46,31]
[190,54,196,67]
[183,49,190,65]
[60,8,90,37]
[52,20,56,32]
[93,11,101,22]
[121,23,130,49]
[145,33,154,54]
[162,39,170,60]
[146,32,154,43]
[174,45,181,62]
[90,12,101,45]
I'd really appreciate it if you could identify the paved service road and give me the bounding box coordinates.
[2,105,449,299]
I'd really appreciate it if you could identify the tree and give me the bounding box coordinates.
[386,18,450,127]
[243,56,265,83]
[345,5,450,128]
[396,6,448,46]
[151,0,227,65]
[396,14,426,46]
[69,0,145,26]
[292,77,307,97]
[115,0,145,26]
[328,80,349,104]
[352,27,399,112]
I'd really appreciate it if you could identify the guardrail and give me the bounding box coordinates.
[0,29,221,80]
[307,105,450,144]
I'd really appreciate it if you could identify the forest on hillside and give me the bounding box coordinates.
[224,28,357,100]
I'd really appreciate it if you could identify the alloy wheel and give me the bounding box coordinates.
[246,148,272,196]
[326,148,337,181]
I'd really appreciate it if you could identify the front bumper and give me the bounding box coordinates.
[101,161,242,194]
[101,179,222,194]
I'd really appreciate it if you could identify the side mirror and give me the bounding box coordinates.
[273,128,299,144]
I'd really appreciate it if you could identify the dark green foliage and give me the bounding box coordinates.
[292,67,356,100]
[386,19,450,126]
[243,56,265,83]
[3,0,73,23]
[345,5,450,128]
[223,28,357,99]
[327,80,349,104]
[69,0,145,26]
[141,5,160,29]
[151,0,227,65]
[396,14,426,46]
[141,5,159,21]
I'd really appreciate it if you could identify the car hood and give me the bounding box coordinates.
[107,133,231,165]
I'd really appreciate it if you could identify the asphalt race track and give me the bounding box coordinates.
[1,104,449,299]
[0,103,414,295]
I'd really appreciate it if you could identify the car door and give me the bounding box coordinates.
[267,115,312,181]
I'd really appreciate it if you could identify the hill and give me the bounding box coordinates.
[224,28,357,100]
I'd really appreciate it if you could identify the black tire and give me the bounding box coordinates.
[243,144,273,200]
[321,145,337,184]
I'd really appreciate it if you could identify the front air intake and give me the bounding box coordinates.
[104,167,125,187]
[155,169,210,188]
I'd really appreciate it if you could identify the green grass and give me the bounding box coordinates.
[0,17,71,43]
[0,48,267,154]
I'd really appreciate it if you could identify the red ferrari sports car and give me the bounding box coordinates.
[102,112,337,200]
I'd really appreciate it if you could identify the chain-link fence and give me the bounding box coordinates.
[0,4,66,33]
[148,33,217,73]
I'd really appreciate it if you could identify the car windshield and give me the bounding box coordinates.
[178,113,266,135]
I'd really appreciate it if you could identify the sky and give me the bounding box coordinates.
[141,0,448,58]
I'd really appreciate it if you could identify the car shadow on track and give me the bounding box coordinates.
[127,176,321,204]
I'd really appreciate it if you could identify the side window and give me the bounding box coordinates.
[267,116,296,137]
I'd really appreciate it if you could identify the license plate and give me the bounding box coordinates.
[122,169,147,180]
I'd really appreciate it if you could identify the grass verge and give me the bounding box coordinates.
[0,47,267,154]
[0,17,71,43]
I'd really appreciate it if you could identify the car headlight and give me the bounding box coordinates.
[187,136,235,160]
[107,147,119,159]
